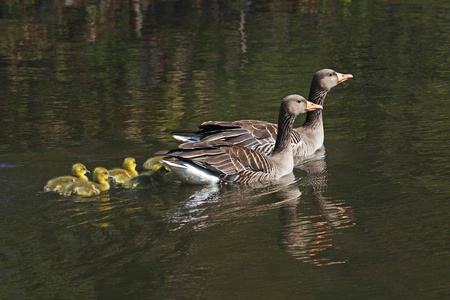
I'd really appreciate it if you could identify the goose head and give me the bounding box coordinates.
[71,163,89,180]
[314,69,353,92]
[283,95,323,117]
[122,157,137,172]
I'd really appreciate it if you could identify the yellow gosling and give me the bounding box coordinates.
[44,163,89,194]
[109,157,138,184]
[63,167,111,197]
[142,156,171,173]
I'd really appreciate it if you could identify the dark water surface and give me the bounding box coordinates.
[1,0,449,299]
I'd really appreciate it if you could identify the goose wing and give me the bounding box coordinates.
[194,120,306,156]
[193,120,279,153]
[167,141,275,183]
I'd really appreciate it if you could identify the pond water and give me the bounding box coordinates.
[1,0,449,299]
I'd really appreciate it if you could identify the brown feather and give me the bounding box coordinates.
[163,94,322,184]
[173,69,352,159]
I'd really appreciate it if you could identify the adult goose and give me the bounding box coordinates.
[173,69,352,159]
[44,163,90,194]
[161,95,322,185]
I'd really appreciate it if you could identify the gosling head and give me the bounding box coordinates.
[93,167,111,184]
[123,157,137,171]
[71,163,89,179]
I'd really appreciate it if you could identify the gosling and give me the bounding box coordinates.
[63,167,111,197]
[109,157,138,184]
[44,163,89,194]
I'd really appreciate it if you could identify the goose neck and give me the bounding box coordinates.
[303,89,327,130]
[272,111,295,155]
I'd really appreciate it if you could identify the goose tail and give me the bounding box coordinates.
[172,135,201,143]
[160,159,220,185]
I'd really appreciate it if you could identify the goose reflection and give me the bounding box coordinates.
[167,173,301,231]
[166,147,355,266]
[279,147,355,266]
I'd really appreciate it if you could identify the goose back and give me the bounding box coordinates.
[168,141,277,184]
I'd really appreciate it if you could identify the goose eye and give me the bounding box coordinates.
[328,73,333,77]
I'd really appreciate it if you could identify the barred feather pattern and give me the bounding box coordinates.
[197,120,278,148]
[273,111,296,154]
[164,95,324,184]
[185,92,328,158]
[166,141,277,184]
[173,68,354,161]
[192,118,324,158]
[303,89,327,130]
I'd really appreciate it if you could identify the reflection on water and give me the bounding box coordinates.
[168,185,222,230]
[165,148,355,266]
[280,148,355,266]
[167,174,300,230]
[37,157,355,270]
[61,195,123,229]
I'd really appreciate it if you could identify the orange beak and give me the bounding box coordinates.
[336,72,354,84]
[306,101,323,111]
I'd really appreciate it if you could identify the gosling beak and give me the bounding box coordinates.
[336,72,353,84]
[306,101,323,112]
[108,174,116,183]
[86,169,91,174]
